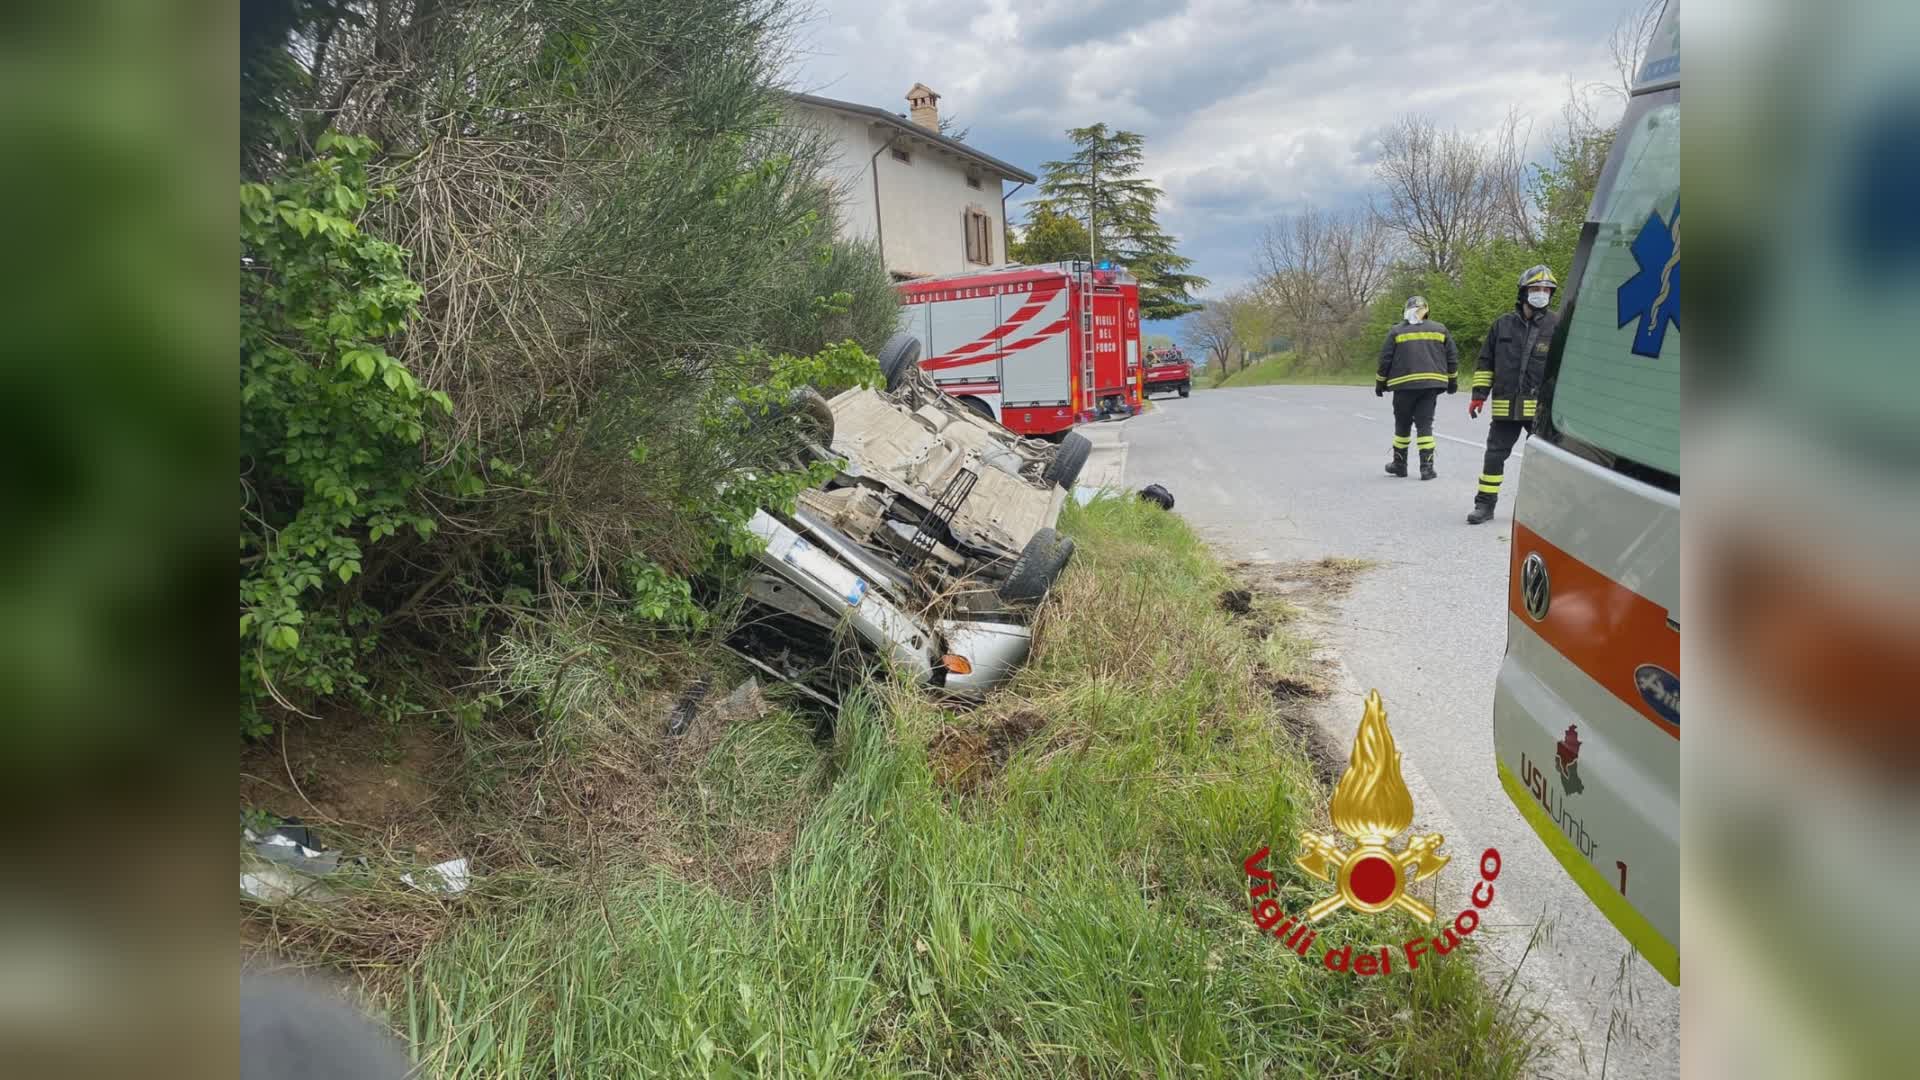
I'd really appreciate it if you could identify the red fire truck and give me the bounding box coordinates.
[1143,345,1193,398]
[894,262,1143,438]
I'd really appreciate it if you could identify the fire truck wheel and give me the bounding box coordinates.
[956,396,995,424]
[877,332,922,391]
[1043,433,1092,489]
[999,528,1076,603]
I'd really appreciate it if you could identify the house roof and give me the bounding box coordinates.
[789,92,1037,183]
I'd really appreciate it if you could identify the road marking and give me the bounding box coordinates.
[1350,414,1518,457]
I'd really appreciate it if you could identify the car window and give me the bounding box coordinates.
[1548,92,1681,482]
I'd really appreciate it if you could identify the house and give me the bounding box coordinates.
[787,85,1036,280]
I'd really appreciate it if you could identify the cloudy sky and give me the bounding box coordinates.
[787,0,1642,320]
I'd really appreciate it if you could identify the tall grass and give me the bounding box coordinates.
[403,496,1546,1077]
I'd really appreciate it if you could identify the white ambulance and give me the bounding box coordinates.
[1493,0,1680,985]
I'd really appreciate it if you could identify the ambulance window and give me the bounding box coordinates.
[1545,91,1681,484]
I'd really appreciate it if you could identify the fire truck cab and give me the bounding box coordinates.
[894,262,1143,437]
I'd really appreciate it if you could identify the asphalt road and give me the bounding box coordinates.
[1122,385,1680,1080]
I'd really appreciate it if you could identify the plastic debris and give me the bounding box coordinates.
[401,857,472,896]
[1138,483,1175,511]
[241,816,356,904]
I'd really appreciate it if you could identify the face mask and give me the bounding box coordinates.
[1404,309,1422,323]
[1526,290,1551,309]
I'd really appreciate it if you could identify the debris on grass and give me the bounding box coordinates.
[1137,483,1175,510]
[927,710,1046,793]
[401,858,472,896]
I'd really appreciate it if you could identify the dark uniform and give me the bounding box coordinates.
[1468,265,1560,521]
[1376,312,1459,479]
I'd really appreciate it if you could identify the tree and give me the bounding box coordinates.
[1008,204,1091,265]
[1255,207,1392,372]
[1370,115,1504,278]
[1228,291,1283,369]
[1027,124,1207,320]
[1606,0,1668,100]
[1182,289,1277,377]
[1185,298,1240,374]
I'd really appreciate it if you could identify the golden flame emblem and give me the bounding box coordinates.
[1296,690,1449,922]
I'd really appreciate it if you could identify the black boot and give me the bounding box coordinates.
[1466,496,1496,525]
[1419,452,1437,481]
[1384,454,1408,478]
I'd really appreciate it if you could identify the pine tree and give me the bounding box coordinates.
[1027,124,1207,320]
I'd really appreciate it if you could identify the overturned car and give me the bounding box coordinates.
[729,333,1093,702]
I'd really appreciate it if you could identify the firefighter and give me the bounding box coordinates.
[1466,264,1560,524]
[1375,295,1458,480]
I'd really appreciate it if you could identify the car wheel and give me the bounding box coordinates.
[1043,432,1092,489]
[877,332,922,391]
[957,395,995,424]
[999,527,1076,603]
[787,385,835,443]
[1177,384,1190,398]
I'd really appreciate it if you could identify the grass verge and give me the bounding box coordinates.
[1215,353,1378,388]
[287,497,1545,1077]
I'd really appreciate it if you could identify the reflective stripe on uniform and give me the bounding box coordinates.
[1522,400,1538,415]
[1478,472,1503,493]
[1416,436,1436,448]
[1471,371,1493,386]
[1490,403,1511,415]
[1387,372,1448,386]
[1394,331,1447,343]
[1392,436,1411,448]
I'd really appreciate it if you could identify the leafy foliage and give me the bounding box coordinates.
[1008,204,1092,265]
[1025,124,1207,319]
[240,134,440,731]
[237,0,901,736]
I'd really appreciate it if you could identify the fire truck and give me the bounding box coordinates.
[1143,345,1193,398]
[894,262,1143,438]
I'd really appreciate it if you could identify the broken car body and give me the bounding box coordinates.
[732,334,1088,702]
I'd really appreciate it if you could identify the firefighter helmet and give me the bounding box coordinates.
[1516,265,1558,301]
[1403,295,1429,321]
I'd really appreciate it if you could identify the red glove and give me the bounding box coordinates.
[1468,398,1484,419]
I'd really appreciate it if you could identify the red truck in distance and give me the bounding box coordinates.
[1143,346,1193,399]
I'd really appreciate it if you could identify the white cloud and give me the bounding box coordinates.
[790,0,1640,307]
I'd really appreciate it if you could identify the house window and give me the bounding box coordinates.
[890,148,912,164]
[966,174,982,190]
[964,209,993,265]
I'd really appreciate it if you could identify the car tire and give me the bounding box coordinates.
[788,385,835,443]
[1043,432,1092,489]
[957,395,995,424]
[1178,384,1190,398]
[999,527,1076,603]
[877,332,922,391]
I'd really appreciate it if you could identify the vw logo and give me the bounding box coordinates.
[1520,553,1550,621]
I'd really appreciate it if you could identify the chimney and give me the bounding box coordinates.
[906,83,941,132]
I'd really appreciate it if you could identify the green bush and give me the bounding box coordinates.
[237,0,902,735]
[239,135,443,732]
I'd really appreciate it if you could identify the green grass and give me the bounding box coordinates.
[1214,353,1377,388]
[398,496,1547,1077]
